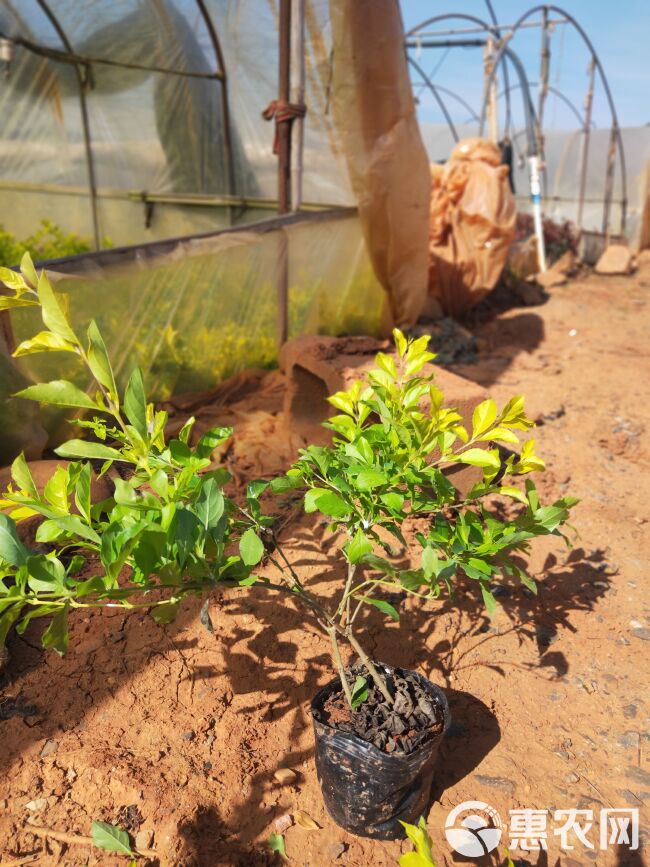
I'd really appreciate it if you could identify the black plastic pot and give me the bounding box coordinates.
[310,662,450,840]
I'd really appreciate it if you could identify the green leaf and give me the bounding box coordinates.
[400,853,434,867]
[480,584,497,616]
[375,352,397,379]
[26,555,66,593]
[525,478,540,511]
[177,416,195,444]
[399,816,436,866]
[195,478,224,530]
[132,530,165,577]
[13,330,77,356]
[43,465,69,513]
[360,595,400,621]
[478,426,519,444]
[239,527,264,566]
[380,492,404,513]
[124,367,148,439]
[304,488,327,513]
[350,674,369,709]
[0,295,39,310]
[55,440,124,461]
[20,252,38,287]
[151,600,180,625]
[517,570,537,594]
[37,271,78,344]
[0,604,24,647]
[421,546,439,579]
[10,453,38,499]
[498,485,528,504]
[532,505,567,532]
[472,399,497,437]
[405,350,436,376]
[169,439,192,465]
[15,380,98,410]
[41,605,69,655]
[345,529,372,564]
[0,514,29,566]
[74,463,92,521]
[196,426,232,459]
[355,470,387,490]
[149,469,169,499]
[87,320,117,399]
[270,475,302,494]
[47,515,100,544]
[392,328,407,357]
[456,448,501,470]
[327,391,355,414]
[0,265,29,291]
[267,833,287,861]
[91,821,134,856]
[312,491,350,518]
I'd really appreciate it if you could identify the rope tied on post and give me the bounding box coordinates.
[262,99,307,154]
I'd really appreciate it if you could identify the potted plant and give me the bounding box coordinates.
[0,255,576,841]
[240,329,576,838]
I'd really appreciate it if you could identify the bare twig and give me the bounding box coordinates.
[26,826,157,858]
[0,855,40,866]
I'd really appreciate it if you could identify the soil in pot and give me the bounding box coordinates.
[320,664,445,755]
[311,663,450,840]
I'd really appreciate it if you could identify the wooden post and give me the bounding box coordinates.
[484,36,498,144]
[576,57,595,231]
[290,0,306,212]
[277,0,292,347]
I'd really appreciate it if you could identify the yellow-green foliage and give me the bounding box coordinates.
[0,219,112,267]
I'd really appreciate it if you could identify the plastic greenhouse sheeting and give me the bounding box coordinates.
[6,211,387,444]
[420,122,650,244]
[0,0,431,326]
[0,0,354,247]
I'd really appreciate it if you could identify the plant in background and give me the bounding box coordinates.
[0,254,256,652]
[0,219,112,267]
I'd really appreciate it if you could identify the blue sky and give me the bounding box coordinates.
[400,0,650,130]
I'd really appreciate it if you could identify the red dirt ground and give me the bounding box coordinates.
[1,264,649,866]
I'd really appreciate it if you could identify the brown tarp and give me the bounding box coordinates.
[329,0,431,329]
[428,138,517,317]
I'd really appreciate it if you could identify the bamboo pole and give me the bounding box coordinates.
[277,0,292,348]
[576,57,596,231]
[290,0,306,212]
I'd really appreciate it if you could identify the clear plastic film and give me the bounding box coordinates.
[8,213,385,442]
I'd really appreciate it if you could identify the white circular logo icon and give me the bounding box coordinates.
[445,800,503,857]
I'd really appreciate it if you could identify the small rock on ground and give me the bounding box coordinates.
[326,841,346,860]
[40,739,58,758]
[474,775,516,794]
[595,244,633,276]
[135,829,154,850]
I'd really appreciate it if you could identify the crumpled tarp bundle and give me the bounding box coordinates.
[428,138,516,318]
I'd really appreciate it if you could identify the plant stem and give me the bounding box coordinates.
[328,627,353,705]
[345,629,394,705]
[337,561,356,625]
